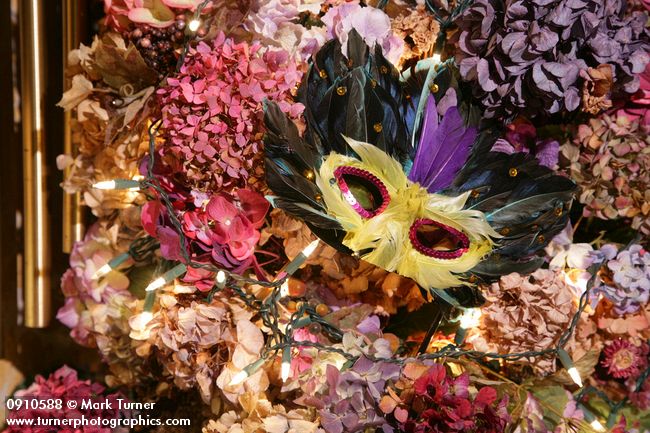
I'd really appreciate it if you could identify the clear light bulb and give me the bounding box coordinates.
[431,53,441,64]
[302,240,319,257]
[92,264,112,280]
[558,348,583,388]
[567,367,583,388]
[590,419,605,432]
[216,271,226,284]
[459,308,482,329]
[281,347,292,382]
[188,19,201,32]
[92,180,117,190]
[145,277,167,292]
[281,361,291,382]
[92,179,140,191]
[229,370,248,386]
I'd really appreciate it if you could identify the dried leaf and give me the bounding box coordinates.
[57,74,93,111]
[263,415,290,433]
[237,320,264,354]
[94,34,158,92]
[207,0,252,36]
[122,86,154,127]
[324,304,374,331]
[127,0,175,27]
[544,349,601,386]
[379,395,398,414]
[402,362,430,380]
[529,385,570,426]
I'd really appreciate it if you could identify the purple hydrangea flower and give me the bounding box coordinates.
[595,244,650,315]
[455,0,650,120]
[305,357,401,433]
[322,3,404,64]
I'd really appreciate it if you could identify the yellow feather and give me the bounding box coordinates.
[343,136,408,191]
[316,137,497,291]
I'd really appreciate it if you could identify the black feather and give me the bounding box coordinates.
[470,257,545,277]
[264,101,318,169]
[445,151,577,279]
[296,29,413,166]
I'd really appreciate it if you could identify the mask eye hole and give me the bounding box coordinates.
[409,218,470,259]
[334,166,390,218]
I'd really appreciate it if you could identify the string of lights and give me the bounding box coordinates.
[88,1,626,429]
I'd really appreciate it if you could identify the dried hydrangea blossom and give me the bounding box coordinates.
[305,357,401,433]
[57,221,146,387]
[561,113,650,234]
[215,318,270,404]
[288,331,396,432]
[4,366,130,433]
[468,270,577,373]
[59,121,149,218]
[129,294,236,404]
[57,33,156,217]
[322,2,404,64]
[594,244,650,315]
[455,0,650,119]
[244,0,327,62]
[157,33,303,193]
[596,303,650,343]
[204,400,321,433]
[391,4,440,65]
[387,363,511,433]
[261,210,425,314]
[141,186,270,286]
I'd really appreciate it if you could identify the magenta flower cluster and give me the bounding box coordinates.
[157,32,304,193]
[4,366,129,433]
[402,364,510,433]
[142,183,269,290]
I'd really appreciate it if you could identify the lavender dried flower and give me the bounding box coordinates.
[455,0,650,119]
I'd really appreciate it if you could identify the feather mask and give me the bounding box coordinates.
[317,136,497,289]
[264,30,577,303]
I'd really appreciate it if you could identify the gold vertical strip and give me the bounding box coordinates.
[62,0,85,253]
[20,0,51,328]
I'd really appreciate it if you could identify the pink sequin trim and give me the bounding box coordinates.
[333,166,390,218]
[409,218,470,260]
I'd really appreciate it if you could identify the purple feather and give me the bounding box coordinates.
[408,104,477,192]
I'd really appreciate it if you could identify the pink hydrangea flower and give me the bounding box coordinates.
[157,32,303,193]
[617,63,650,126]
[56,223,133,347]
[4,366,130,433]
[322,3,404,64]
[245,0,327,62]
[141,186,270,290]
